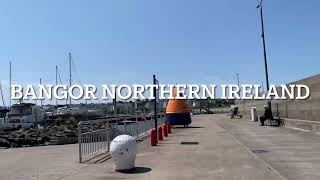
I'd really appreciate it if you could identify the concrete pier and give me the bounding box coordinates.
[1,114,320,179]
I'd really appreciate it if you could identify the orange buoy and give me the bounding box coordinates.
[165,87,192,126]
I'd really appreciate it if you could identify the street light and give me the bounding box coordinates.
[257,0,272,112]
[236,73,240,87]
[236,72,240,98]
[236,73,243,112]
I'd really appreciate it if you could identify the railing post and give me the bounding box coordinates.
[144,118,147,135]
[78,115,162,163]
[124,118,127,134]
[91,133,93,155]
[78,121,82,163]
[136,116,139,138]
[107,120,110,151]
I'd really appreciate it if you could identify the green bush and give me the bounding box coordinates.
[68,116,77,126]
[54,117,63,126]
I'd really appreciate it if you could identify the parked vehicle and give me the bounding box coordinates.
[0,108,10,125]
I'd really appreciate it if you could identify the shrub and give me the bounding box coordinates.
[54,117,63,126]
[68,116,77,126]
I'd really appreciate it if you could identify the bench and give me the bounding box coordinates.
[228,113,243,119]
[266,112,284,127]
[234,114,243,119]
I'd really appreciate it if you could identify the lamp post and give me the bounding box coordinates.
[153,75,158,144]
[236,73,240,89]
[236,72,240,102]
[257,0,272,111]
[236,73,240,86]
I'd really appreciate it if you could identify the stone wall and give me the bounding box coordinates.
[238,74,320,122]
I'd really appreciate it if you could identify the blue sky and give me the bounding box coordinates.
[0,0,319,104]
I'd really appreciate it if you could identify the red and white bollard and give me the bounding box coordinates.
[167,124,171,134]
[163,124,168,137]
[158,126,163,141]
[151,128,156,146]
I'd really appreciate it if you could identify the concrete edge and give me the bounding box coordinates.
[283,118,320,132]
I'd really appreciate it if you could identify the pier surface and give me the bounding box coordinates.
[1,114,320,180]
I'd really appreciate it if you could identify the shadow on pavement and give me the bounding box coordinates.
[173,126,205,129]
[118,167,152,174]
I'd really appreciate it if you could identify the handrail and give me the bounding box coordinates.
[78,114,166,163]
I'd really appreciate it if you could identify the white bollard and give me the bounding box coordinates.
[110,135,137,171]
[251,107,258,122]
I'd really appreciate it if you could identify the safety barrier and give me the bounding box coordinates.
[78,115,165,163]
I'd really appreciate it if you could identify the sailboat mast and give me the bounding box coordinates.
[0,81,5,107]
[69,52,72,106]
[40,78,43,106]
[9,61,11,107]
[56,65,58,105]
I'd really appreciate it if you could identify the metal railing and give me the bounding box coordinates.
[78,115,165,163]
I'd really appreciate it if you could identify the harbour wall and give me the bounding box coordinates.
[237,74,320,131]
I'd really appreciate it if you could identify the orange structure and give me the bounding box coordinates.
[165,87,192,126]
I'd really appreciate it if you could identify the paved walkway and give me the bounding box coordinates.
[0,143,82,180]
[1,114,320,179]
[216,116,320,180]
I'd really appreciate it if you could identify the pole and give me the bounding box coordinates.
[78,122,82,163]
[236,73,240,87]
[40,78,43,106]
[113,92,117,117]
[257,0,272,112]
[0,81,5,107]
[69,53,72,106]
[153,75,158,144]
[135,102,138,138]
[236,73,240,96]
[9,61,11,108]
[56,65,58,105]
[236,72,241,97]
